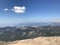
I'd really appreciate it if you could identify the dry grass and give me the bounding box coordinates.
[0,36,60,45]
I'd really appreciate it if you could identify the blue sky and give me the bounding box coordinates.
[0,0,60,26]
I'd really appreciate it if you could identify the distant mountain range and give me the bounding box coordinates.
[0,22,60,27]
[17,22,60,27]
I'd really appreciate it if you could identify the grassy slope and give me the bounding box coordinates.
[0,36,60,45]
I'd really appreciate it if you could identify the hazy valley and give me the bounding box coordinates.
[0,23,60,45]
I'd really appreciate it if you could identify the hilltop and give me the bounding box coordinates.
[0,36,60,45]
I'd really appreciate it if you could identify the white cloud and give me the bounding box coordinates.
[4,8,8,11]
[12,6,26,14]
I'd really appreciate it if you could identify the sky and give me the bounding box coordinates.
[0,0,60,26]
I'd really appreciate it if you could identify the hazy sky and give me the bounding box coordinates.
[0,0,60,26]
